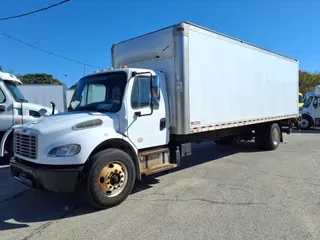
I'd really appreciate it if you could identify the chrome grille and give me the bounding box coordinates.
[14,132,38,159]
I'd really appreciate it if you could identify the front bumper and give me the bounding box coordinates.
[10,157,83,193]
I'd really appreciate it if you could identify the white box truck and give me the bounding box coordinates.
[0,71,54,161]
[6,22,299,209]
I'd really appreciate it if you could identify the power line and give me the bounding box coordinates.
[0,0,71,21]
[1,32,101,69]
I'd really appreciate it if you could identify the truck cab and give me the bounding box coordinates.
[9,67,171,207]
[68,68,168,150]
[300,87,320,130]
[0,71,54,159]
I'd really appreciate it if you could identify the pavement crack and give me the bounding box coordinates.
[0,189,31,205]
[21,203,83,240]
[128,197,265,206]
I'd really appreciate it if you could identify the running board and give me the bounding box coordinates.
[139,147,177,176]
[141,163,177,176]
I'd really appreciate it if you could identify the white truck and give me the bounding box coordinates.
[6,22,298,209]
[0,71,54,160]
[300,85,320,130]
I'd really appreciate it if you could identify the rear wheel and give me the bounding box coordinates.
[83,149,136,209]
[255,123,281,150]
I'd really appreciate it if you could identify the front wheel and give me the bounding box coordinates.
[300,117,312,130]
[83,149,136,209]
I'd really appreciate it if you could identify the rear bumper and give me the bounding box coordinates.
[10,157,83,193]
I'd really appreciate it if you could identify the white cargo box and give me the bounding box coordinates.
[18,84,68,112]
[112,22,299,135]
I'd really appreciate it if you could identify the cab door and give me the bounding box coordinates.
[0,82,14,131]
[125,73,168,150]
[311,96,320,126]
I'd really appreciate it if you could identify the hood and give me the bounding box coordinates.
[23,111,119,135]
[21,102,55,116]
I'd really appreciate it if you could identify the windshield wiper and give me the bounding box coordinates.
[16,98,28,103]
[72,106,99,112]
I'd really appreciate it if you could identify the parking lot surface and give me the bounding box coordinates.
[1,131,320,240]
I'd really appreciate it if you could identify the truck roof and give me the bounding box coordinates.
[0,71,22,85]
[84,68,156,78]
[113,21,297,62]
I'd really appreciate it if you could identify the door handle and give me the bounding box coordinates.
[0,105,5,112]
[160,118,166,131]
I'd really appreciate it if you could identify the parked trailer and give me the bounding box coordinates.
[18,84,74,112]
[6,22,298,209]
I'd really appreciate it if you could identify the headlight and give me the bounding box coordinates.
[48,144,81,157]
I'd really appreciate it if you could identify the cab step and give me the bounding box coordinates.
[141,163,177,176]
[139,147,177,176]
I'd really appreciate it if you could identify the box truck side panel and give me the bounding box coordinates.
[188,25,299,130]
[18,85,67,112]
[112,27,174,69]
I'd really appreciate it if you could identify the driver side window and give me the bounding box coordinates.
[313,97,320,108]
[131,76,151,109]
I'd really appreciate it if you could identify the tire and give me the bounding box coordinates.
[214,136,236,146]
[83,148,136,209]
[300,116,312,130]
[255,123,281,150]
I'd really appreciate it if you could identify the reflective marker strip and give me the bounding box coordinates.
[190,114,298,133]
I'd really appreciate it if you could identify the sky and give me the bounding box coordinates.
[0,0,319,87]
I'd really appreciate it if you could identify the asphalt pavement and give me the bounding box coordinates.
[1,131,320,240]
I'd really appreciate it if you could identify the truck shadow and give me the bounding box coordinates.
[0,154,10,166]
[292,129,320,134]
[132,140,261,194]
[0,141,260,232]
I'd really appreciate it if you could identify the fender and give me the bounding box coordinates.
[87,132,141,180]
[0,125,21,157]
[301,113,313,121]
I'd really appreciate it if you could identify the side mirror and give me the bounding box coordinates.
[151,75,160,110]
[50,101,56,115]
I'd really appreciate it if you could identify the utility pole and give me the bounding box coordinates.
[83,64,86,76]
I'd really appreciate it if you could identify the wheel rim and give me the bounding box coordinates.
[98,161,128,197]
[272,127,280,146]
[301,119,309,129]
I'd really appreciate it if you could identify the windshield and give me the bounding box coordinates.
[304,96,313,108]
[69,72,127,113]
[4,80,27,102]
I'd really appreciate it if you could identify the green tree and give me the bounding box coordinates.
[70,83,77,89]
[0,66,2,71]
[299,71,320,94]
[19,73,63,85]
